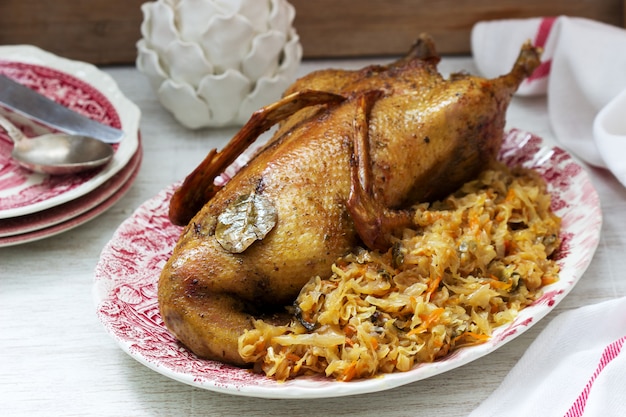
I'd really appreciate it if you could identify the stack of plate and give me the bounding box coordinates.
[0,45,141,247]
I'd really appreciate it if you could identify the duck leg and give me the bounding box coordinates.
[168,89,346,226]
[347,90,414,252]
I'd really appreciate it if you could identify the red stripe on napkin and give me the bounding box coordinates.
[535,17,557,48]
[528,60,552,81]
[564,335,626,417]
[528,17,557,81]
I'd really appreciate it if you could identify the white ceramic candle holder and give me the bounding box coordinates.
[137,0,302,128]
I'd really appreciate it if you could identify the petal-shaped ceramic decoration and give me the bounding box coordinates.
[158,80,211,129]
[136,40,168,91]
[242,31,286,80]
[198,69,251,126]
[201,14,255,73]
[268,0,295,33]
[175,0,233,43]
[141,2,178,55]
[237,75,289,123]
[278,30,302,78]
[164,40,214,87]
[137,0,302,128]
[237,0,272,33]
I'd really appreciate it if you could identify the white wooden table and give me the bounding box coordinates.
[2,57,625,416]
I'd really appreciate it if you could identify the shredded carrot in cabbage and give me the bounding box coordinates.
[239,161,561,381]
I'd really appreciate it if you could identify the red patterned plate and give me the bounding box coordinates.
[0,45,140,219]
[0,139,142,243]
[0,160,140,247]
[94,130,602,399]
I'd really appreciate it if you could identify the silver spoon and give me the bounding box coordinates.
[0,114,114,175]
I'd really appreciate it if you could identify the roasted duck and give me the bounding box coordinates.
[159,34,541,366]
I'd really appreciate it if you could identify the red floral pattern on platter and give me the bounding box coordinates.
[0,61,121,212]
[94,130,602,398]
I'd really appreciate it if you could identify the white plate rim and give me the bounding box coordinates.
[0,146,142,247]
[93,129,602,399]
[0,139,142,242]
[0,44,140,219]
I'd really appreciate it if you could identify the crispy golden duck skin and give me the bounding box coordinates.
[159,34,541,366]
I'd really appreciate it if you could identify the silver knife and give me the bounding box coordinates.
[0,74,124,144]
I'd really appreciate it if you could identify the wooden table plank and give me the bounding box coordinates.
[0,0,623,64]
[290,0,625,57]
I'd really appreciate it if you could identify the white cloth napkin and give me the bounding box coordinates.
[469,296,626,417]
[471,16,626,187]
